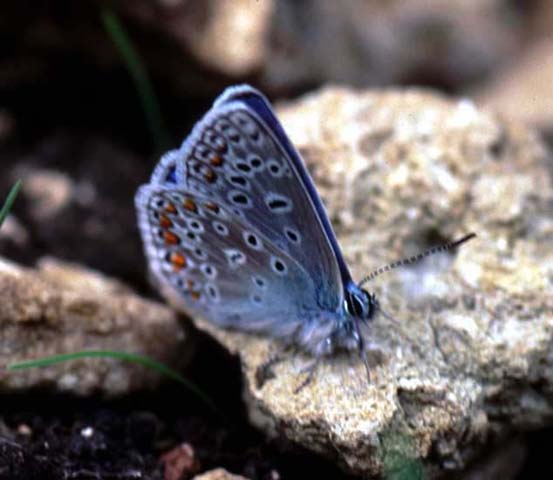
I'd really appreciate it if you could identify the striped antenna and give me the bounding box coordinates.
[358,232,476,288]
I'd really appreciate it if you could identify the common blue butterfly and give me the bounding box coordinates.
[135,85,475,386]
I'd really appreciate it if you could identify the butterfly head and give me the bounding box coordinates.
[344,282,377,324]
[334,282,377,381]
[325,282,377,355]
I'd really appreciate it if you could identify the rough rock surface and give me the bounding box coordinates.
[187,87,553,477]
[0,256,185,396]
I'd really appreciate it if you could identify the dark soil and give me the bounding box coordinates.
[0,328,353,480]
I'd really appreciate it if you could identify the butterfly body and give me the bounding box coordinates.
[136,85,377,364]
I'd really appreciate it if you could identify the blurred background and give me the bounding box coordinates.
[1,0,553,282]
[4,1,553,141]
[1,1,552,479]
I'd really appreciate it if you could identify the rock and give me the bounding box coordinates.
[128,0,274,78]
[193,468,249,480]
[187,87,552,477]
[477,39,553,135]
[0,256,186,396]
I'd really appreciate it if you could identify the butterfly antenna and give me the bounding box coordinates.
[358,232,476,288]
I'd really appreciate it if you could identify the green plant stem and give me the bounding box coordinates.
[0,180,22,229]
[101,8,170,153]
[7,350,220,416]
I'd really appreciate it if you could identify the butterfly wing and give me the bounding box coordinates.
[213,86,352,282]
[136,184,321,337]
[174,86,351,309]
[136,85,350,340]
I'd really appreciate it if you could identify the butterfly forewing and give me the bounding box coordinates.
[171,89,345,311]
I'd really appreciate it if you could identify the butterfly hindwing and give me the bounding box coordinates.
[136,184,321,336]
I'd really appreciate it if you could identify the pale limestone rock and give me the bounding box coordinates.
[188,87,552,477]
[0,256,186,396]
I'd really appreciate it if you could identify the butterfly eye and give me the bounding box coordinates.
[344,288,371,319]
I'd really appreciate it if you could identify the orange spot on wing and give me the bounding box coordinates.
[163,231,180,245]
[183,198,198,214]
[204,202,219,214]
[190,291,201,301]
[170,252,187,270]
[210,154,223,167]
[165,202,177,214]
[159,214,173,228]
[204,168,216,183]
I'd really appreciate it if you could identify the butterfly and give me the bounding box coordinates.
[135,85,475,387]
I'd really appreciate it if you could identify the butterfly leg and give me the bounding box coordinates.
[255,343,291,389]
[293,358,321,394]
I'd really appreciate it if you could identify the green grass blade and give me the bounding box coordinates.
[101,8,170,153]
[0,180,22,229]
[7,350,219,415]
